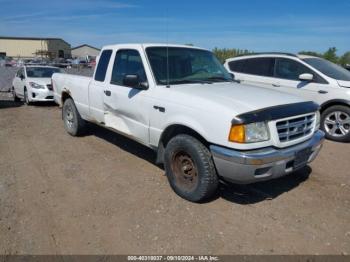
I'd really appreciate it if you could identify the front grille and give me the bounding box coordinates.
[276,114,315,143]
[47,84,53,90]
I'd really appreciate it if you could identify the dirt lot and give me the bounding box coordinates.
[0,94,349,255]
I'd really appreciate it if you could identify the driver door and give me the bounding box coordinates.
[270,58,328,105]
[14,68,25,96]
[103,49,151,145]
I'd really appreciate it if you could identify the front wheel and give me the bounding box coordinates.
[62,98,86,136]
[24,88,31,105]
[164,134,219,202]
[321,105,350,142]
[12,87,20,102]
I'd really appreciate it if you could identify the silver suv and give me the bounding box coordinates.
[224,53,350,142]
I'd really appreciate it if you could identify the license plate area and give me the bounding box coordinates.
[294,147,312,169]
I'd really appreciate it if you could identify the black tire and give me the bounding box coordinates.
[164,134,219,202]
[321,105,350,142]
[12,87,20,102]
[62,98,86,136]
[24,88,31,105]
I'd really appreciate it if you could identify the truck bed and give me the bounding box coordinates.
[52,73,92,118]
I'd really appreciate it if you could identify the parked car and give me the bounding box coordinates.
[50,58,72,68]
[12,66,61,104]
[52,44,324,202]
[5,58,15,67]
[72,58,88,68]
[224,53,350,142]
[88,59,96,68]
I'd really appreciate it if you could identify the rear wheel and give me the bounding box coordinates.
[321,105,350,142]
[62,98,86,136]
[164,134,219,202]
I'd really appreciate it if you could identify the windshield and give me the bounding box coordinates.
[146,47,232,85]
[303,58,350,81]
[26,67,61,78]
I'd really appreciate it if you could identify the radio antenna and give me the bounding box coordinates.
[165,3,170,88]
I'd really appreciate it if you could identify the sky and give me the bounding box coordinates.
[0,0,349,54]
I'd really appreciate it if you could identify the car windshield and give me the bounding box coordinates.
[302,57,350,81]
[26,67,61,78]
[146,47,232,85]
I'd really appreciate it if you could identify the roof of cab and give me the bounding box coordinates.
[101,43,209,51]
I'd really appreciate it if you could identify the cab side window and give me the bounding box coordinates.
[111,49,147,86]
[275,58,313,81]
[94,50,112,82]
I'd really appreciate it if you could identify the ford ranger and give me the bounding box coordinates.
[52,44,325,202]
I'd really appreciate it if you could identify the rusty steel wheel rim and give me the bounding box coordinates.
[171,150,198,191]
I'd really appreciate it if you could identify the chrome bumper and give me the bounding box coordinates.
[210,130,325,184]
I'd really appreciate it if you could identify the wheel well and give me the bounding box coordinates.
[320,101,350,114]
[156,125,208,164]
[61,91,71,104]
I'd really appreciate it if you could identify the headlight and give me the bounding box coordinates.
[229,122,270,143]
[29,82,45,89]
[315,111,321,130]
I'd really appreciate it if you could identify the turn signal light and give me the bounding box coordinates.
[229,125,245,143]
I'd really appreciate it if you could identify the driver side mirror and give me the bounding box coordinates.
[20,74,25,80]
[123,74,148,90]
[299,73,313,82]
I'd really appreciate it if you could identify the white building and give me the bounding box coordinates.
[71,44,100,59]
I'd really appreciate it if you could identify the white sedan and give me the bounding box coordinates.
[12,66,61,104]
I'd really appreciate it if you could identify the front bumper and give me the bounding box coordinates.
[210,130,325,184]
[29,88,54,102]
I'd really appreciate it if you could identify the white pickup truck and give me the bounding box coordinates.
[52,44,324,202]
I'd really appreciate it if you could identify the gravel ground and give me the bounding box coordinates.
[0,93,349,255]
[0,66,93,92]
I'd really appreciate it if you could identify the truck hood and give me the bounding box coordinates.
[337,80,350,88]
[167,82,307,116]
[27,77,51,86]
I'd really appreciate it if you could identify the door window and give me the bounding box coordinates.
[228,60,245,73]
[275,58,313,81]
[17,68,24,78]
[16,69,21,77]
[111,49,147,86]
[244,58,275,77]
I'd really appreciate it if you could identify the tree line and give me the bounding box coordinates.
[212,47,350,67]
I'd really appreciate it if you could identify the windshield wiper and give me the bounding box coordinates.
[205,76,233,82]
[164,79,213,85]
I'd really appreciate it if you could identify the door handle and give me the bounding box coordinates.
[104,90,111,96]
[153,105,165,112]
[272,83,280,87]
[318,90,328,94]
